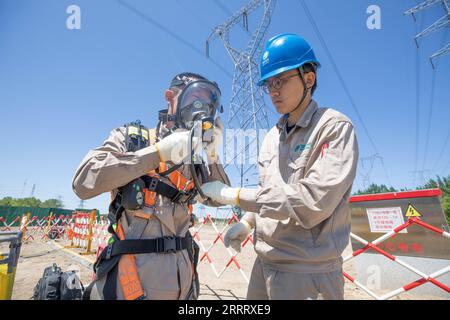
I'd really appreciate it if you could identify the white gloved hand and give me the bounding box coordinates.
[200,181,240,206]
[224,219,253,252]
[155,130,200,164]
[203,117,223,164]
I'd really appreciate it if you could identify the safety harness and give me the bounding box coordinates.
[87,121,200,300]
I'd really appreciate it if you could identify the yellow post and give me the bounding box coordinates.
[0,232,22,300]
[20,213,30,241]
[80,209,97,255]
[44,212,53,240]
[47,212,53,228]
[0,262,16,300]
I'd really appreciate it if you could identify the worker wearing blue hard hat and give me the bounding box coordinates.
[201,33,359,300]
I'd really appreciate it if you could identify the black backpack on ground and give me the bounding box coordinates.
[32,263,84,300]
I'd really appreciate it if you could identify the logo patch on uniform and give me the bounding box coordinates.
[293,143,311,153]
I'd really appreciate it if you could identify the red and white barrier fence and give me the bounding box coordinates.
[191,210,254,284]
[344,217,450,300]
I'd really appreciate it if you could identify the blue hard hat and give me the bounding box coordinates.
[258,33,321,86]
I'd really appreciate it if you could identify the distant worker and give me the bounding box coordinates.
[201,33,359,300]
[72,72,230,300]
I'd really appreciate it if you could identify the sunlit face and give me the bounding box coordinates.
[266,69,305,114]
[165,88,182,130]
[264,69,315,115]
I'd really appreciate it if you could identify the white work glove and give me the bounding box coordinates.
[224,219,253,252]
[155,130,200,164]
[200,181,240,206]
[203,117,223,164]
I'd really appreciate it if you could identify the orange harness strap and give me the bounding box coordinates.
[115,162,195,299]
[116,224,146,300]
[143,162,195,214]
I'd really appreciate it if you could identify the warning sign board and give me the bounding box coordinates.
[350,189,450,259]
[405,204,422,217]
[366,207,407,233]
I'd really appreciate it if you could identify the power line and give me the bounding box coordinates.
[298,0,392,187]
[212,0,251,35]
[405,1,450,184]
[421,29,448,178]
[412,6,428,186]
[213,0,234,16]
[431,129,450,173]
[115,0,233,79]
[174,0,214,33]
[413,20,422,186]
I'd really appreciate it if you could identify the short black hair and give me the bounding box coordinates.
[301,63,318,95]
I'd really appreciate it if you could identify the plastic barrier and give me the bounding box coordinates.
[0,217,20,232]
[343,216,450,299]
[0,231,23,300]
[65,210,97,255]
[191,210,253,284]
[91,216,109,253]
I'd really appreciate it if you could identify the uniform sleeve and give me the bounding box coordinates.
[72,128,161,200]
[244,121,358,229]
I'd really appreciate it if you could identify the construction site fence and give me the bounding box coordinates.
[2,208,449,300]
[191,209,450,300]
[0,206,99,226]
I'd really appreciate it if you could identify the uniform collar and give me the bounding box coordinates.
[276,99,318,130]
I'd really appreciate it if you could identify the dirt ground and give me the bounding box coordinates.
[1,224,447,300]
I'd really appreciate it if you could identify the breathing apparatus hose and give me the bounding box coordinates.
[188,121,206,199]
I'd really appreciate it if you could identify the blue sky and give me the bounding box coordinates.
[1,0,449,215]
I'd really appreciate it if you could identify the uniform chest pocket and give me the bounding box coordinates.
[258,153,276,184]
[287,155,309,183]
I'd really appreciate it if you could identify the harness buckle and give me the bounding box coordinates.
[148,178,158,192]
[171,190,196,204]
[105,244,113,260]
[163,236,176,253]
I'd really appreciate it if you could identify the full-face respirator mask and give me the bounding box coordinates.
[158,77,223,199]
[158,79,223,143]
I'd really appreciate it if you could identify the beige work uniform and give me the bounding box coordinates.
[72,123,230,300]
[238,100,359,299]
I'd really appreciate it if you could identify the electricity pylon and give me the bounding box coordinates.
[206,0,276,187]
[405,0,450,67]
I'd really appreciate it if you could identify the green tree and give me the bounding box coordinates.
[11,197,42,207]
[0,197,64,209]
[354,183,397,195]
[0,197,14,206]
[41,198,64,208]
[418,174,450,226]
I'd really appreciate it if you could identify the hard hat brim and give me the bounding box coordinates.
[257,60,321,86]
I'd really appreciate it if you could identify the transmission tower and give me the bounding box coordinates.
[405,0,450,67]
[358,154,385,190]
[20,179,28,198]
[30,184,36,197]
[206,0,276,187]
